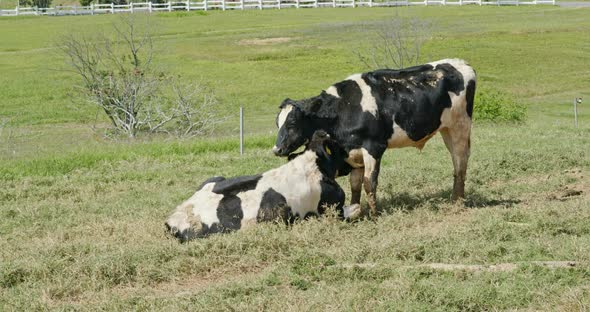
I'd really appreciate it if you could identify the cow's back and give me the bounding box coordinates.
[327,59,475,150]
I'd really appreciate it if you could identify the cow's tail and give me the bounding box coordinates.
[466,79,476,119]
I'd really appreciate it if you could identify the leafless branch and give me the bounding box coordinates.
[355,16,432,70]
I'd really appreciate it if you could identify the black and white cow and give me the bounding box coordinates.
[165,130,348,242]
[272,59,476,216]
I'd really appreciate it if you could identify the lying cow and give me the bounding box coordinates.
[165,130,348,242]
[272,59,477,215]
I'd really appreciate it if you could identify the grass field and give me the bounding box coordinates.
[1,6,590,311]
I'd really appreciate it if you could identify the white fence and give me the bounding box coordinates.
[0,0,556,16]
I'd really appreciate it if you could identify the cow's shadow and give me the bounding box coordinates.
[376,188,521,215]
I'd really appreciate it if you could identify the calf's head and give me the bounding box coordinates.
[306,130,348,179]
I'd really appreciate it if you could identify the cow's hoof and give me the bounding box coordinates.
[343,204,362,221]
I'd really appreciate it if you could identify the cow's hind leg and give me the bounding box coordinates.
[350,168,363,205]
[344,168,364,220]
[362,148,382,216]
[440,121,471,201]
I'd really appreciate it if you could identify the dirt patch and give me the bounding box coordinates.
[546,169,588,201]
[547,185,586,201]
[238,37,293,45]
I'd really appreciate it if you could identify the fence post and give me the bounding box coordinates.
[111,2,114,13]
[168,1,171,11]
[239,106,244,155]
[73,4,77,14]
[90,3,94,14]
[573,98,580,128]
[332,0,336,7]
[351,0,354,7]
[278,0,281,9]
[186,0,190,10]
[240,0,244,9]
[16,3,20,16]
[296,0,299,8]
[258,0,262,9]
[314,0,317,7]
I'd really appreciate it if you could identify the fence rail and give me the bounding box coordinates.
[0,0,556,16]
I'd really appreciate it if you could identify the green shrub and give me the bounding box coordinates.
[474,88,527,122]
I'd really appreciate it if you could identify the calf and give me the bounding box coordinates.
[272,59,476,215]
[165,130,348,242]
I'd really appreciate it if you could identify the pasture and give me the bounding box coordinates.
[1,6,590,310]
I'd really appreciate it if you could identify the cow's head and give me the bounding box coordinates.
[273,94,337,157]
[306,130,348,179]
[165,202,200,243]
[272,99,309,157]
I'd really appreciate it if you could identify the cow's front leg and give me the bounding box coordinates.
[362,149,381,216]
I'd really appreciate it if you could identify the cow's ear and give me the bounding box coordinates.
[279,98,294,109]
[298,94,337,120]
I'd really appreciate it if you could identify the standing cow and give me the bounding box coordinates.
[272,59,476,215]
[165,130,348,242]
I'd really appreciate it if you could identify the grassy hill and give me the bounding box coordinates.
[1,6,589,310]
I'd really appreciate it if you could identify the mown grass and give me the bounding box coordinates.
[1,7,589,128]
[1,5,590,311]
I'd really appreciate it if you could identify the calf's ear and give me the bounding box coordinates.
[325,139,348,163]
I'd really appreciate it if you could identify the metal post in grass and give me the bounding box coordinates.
[240,106,244,155]
[574,97,582,128]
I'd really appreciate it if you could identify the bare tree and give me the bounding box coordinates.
[60,15,223,138]
[144,82,224,137]
[356,16,433,70]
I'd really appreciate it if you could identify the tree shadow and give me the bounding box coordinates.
[377,188,521,215]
